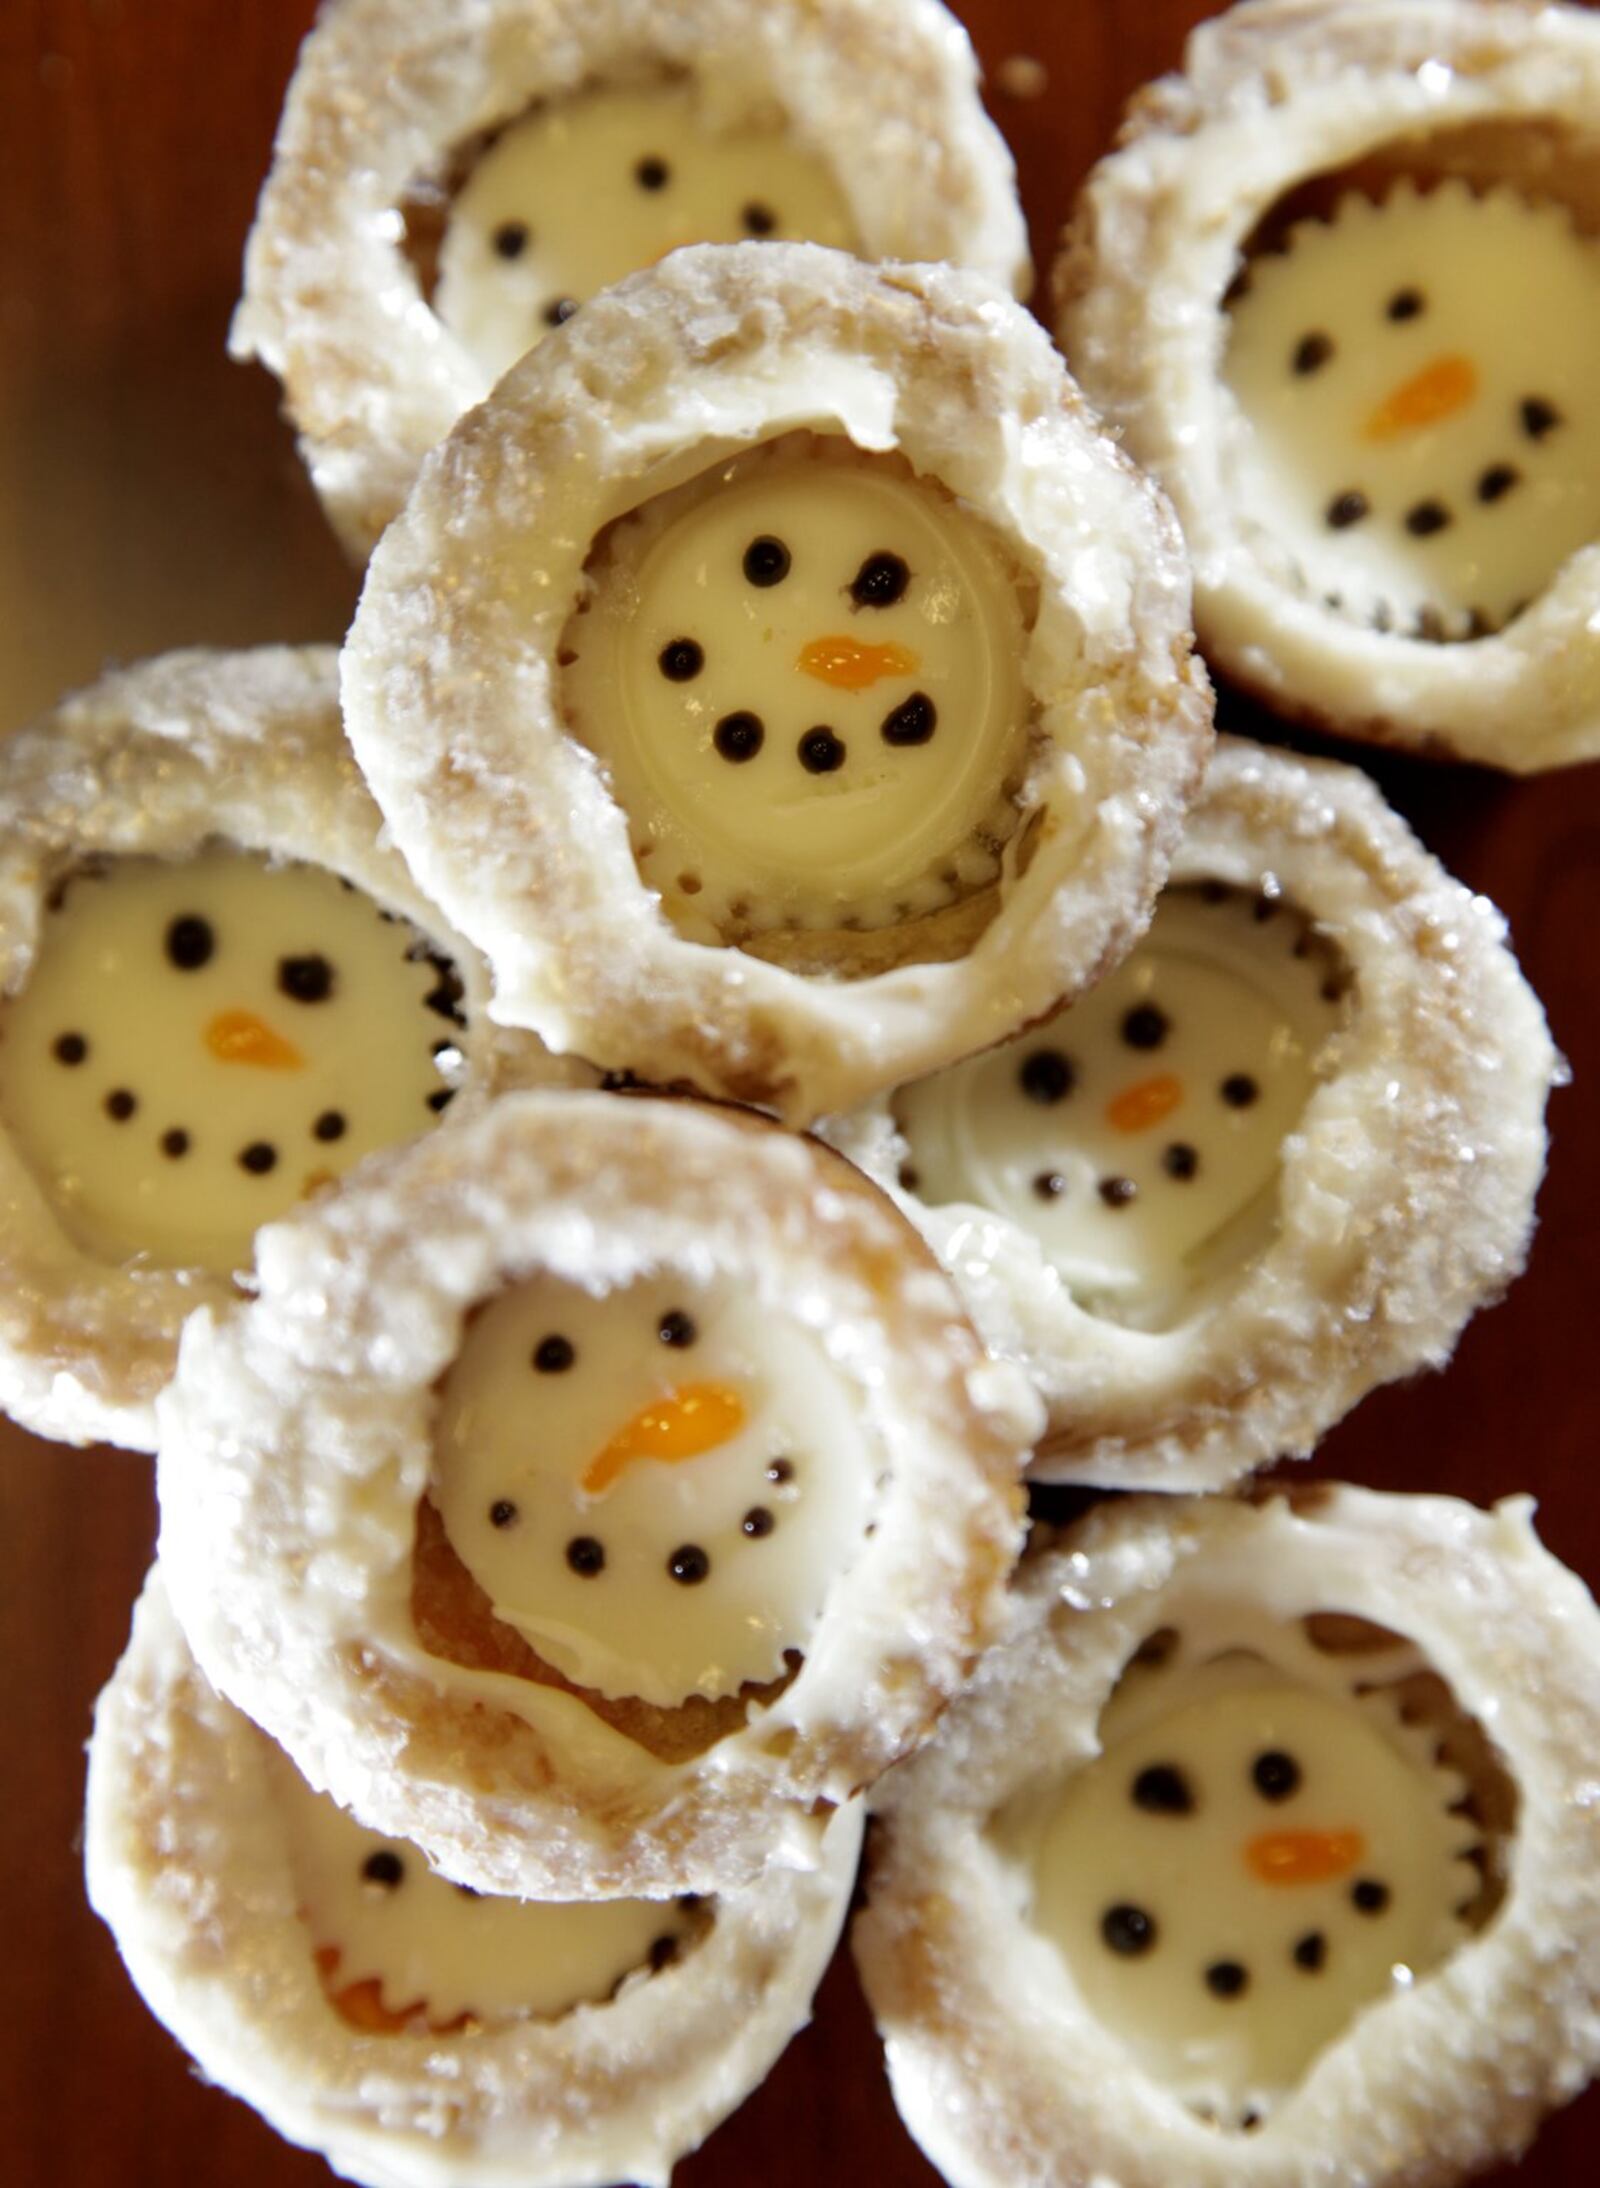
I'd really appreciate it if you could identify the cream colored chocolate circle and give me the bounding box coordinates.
[232,0,1031,557]
[1223,182,1600,639]
[437,82,858,382]
[87,1571,864,2188]
[434,1268,874,1707]
[0,849,463,1273]
[563,435,1028,940]
[894,883,1345,1328]
[0,646,538,1455]
[342,246,1212,1123]
[1055,0,1600,769]
[855,1487,1600,2188]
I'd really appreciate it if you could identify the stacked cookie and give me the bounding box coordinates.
[9,2,1600,2186]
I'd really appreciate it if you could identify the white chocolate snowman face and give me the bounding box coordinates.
[264,1743,688,2032]
[562,436,1030,941]
[1024,1641,1476,2124]
[1224,180,1600,639]
[893,883,1346,1327]
[432,1269,877,1709]
[0,849,466,1274]
[435,83,859,383]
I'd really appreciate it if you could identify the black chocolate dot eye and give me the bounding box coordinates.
[1251,1750,1301,1801]
[1132,1763,1194,1815]
[1018,1049,1073,1104]
[743,536,791,587]
[1293,1931,1327,1972]
[1121,1004,1169,1051]
[543,296,578,328]
[53,1032,87,1065]
[1521,396,1562,440]
[239,1141,277,1174]
[1478,463,1519,504]
[849,551,911,609]
[881,692,938,747]
[567,1535,606,1577]
[658,1309,698,1348]
[493,221,530,260]
[533,1334,575,1373]
[635,155,670,190]
[362,1850,404,1889]
[1292,331,1333,375]
[1205,1960,1249,1999]
[714,712,764,762]
[1326,490,1369,530]
[767,1458,795,1484]
[1033,1171,1067,1201]
[659,638,705,682]
[489,1499,518,1529]
[1386,287,1424,321]
[742,1506,775,1537]
[279,953,335,1004]
[166,914,214,970]
[1162,1142,1198,1181]
[105,1089,137,1122]
[1352,1878,1391,1915]
[314,1110,347,1142]
[742,202,777,236]
[1101,1904,1156,1956]
[798,728,846,774]
[1099,1176,1136,1208]
[668,1543,710,1585]
[1405,499,1451,538]
[1221,1074,1259,1108]
[161,1128,190,1159]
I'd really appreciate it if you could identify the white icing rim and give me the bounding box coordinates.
[341,244,1213,1125]
[855,1485,1600,2188]
[1054,0,1600,770]
[232,0,1031,559]
[155,1089,1037,1898]
[87,1570,863,2188]
[824,736,1556,1489]
[0,647,545,1455]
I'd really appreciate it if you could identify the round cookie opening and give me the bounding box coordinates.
[994,1602,1515,2130]
[418,1265,880,1750]
[0,847,469,1274]
[560,431,1037,966]
[892,880,1351,1331]
[400,74,860,383]
[1221,126,1600,645]
[263,1736,705,2035]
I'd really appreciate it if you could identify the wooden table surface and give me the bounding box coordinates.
[3,2,1599,2182]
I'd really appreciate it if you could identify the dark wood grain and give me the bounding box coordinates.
[2,4,1598,2183]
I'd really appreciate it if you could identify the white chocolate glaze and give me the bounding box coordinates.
[0,849,463,1274]
[1224,181,1600,639]
[265,1743,685,2030]
[432,1268,878,1709]
[893,883,1344,1328]
[1020,1643,1475,2126]
[436,82,858,383]
[561,433,1030,942]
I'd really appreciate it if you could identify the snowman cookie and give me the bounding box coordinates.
[87,1572,863,2188]
[825,737,1556,1489]
[0,648,537,1454]
[156,1090,1037,1899]
[342,246,1212,1122]
[1056,0,1600,769]
[855,1486,1600,2188]
[233,0,1030,557]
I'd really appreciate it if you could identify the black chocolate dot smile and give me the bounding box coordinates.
[798,728,846,775]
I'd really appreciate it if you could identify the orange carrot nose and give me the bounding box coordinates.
[1106,1073,1184,1134]
[1364,354,1479,440]
[797,637,920,693]
[204,1010,305,1070]
[1245,1827,1366,1886]
[582,1381,746,1496]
